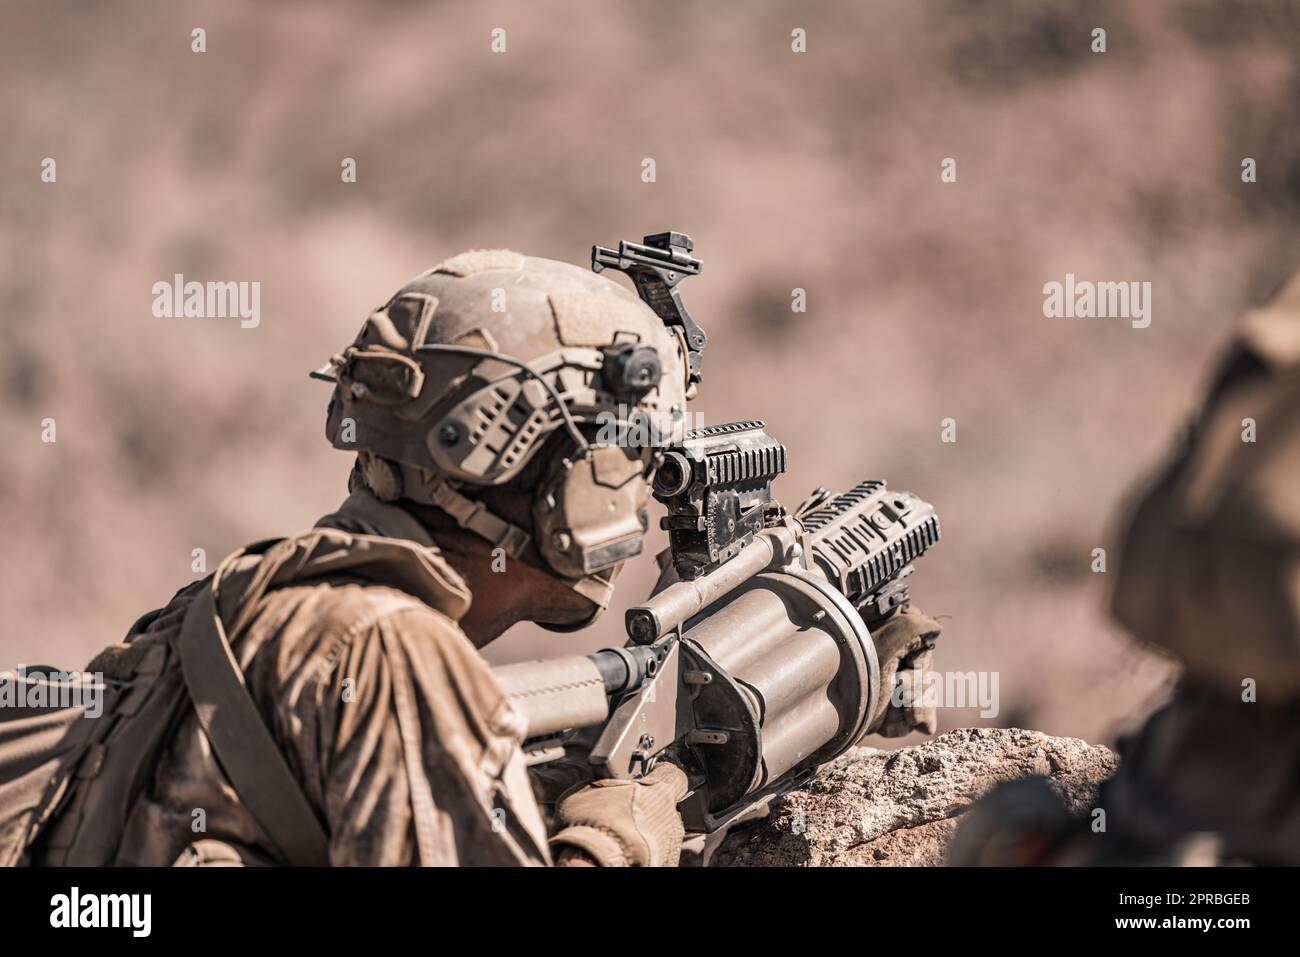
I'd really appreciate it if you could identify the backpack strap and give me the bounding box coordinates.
[176,542,331,866]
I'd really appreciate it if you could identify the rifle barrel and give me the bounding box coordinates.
[624,526,797,643]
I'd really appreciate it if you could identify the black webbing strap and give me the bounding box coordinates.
[176,546,330,866]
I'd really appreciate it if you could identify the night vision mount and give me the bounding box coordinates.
[592,231,707,386]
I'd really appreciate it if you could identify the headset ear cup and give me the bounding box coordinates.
[532,454,620,633]
[532,455,575,576]
[533,446,649,580]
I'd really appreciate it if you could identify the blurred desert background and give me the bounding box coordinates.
[5,0,1300,745]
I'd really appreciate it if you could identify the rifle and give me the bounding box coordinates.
[491,235,941,834]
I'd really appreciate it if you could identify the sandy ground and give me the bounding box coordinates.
[5,1,1300,745]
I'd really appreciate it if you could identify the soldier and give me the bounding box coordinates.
[1097,266,1300,865]
[9,245,944,868]
[951,267,1300,866]
[21,249,696,866]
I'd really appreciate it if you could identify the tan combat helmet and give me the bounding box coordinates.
[314,240,697,611]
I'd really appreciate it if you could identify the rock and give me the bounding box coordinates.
[710,727,1117,866]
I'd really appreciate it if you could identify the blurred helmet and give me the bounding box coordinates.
[316,248,690,613]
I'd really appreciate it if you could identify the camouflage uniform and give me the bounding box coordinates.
[36,490,550,866]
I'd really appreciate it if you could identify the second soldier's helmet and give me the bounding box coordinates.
[316,247,690,612]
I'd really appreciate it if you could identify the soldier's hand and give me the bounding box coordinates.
[864,604,942,738]
[549,762,689,867]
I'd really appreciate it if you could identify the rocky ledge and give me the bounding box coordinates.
[710,727,1117,866]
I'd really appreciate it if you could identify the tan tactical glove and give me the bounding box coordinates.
[864,604,942,738]
[549,762,690,867]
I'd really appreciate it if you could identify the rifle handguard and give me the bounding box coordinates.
[492,646,659,739]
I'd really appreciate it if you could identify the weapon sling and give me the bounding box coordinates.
[175,541,331,866]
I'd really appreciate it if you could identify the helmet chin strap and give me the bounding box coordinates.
[356,452,532,558]
[537,566,620,633]
[568,565,619,610]
[354,452,617,623]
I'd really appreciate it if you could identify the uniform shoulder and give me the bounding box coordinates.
[246,578,468,683]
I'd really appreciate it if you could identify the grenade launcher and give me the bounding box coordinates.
[492,419,941,833]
